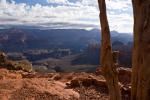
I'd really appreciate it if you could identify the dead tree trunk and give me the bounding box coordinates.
[98,0,121,100]
[131,0,150,100]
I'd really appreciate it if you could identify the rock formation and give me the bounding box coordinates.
[0,68,80,100]
[0,52,32,72]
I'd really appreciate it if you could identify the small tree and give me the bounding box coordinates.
[98,0,121,100]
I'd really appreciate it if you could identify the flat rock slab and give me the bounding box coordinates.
[0,78,79,100]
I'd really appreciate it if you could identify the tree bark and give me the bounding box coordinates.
[98,0,121,100]
[132,0,150,100]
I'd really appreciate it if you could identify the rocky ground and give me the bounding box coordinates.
[0,67,131,100]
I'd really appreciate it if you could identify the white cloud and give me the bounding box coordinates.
[0,0,133,33]
[47,0,68,4]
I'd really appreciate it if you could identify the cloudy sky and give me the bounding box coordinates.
[0,0,133,33]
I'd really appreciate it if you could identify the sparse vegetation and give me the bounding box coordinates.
[13,60,33,72]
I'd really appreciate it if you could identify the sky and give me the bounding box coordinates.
[0,0,133,33]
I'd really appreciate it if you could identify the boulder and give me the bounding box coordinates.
[67,74,107,88]
[95,67,131,84]
[117,67,131,84]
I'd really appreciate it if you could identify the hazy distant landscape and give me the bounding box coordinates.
[1,0,150,99]
[0,28,133,73]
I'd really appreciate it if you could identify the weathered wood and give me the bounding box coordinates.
[98,0,121,100]
[131,0,150,100]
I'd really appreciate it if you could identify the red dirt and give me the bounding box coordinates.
[0,68,131,100]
